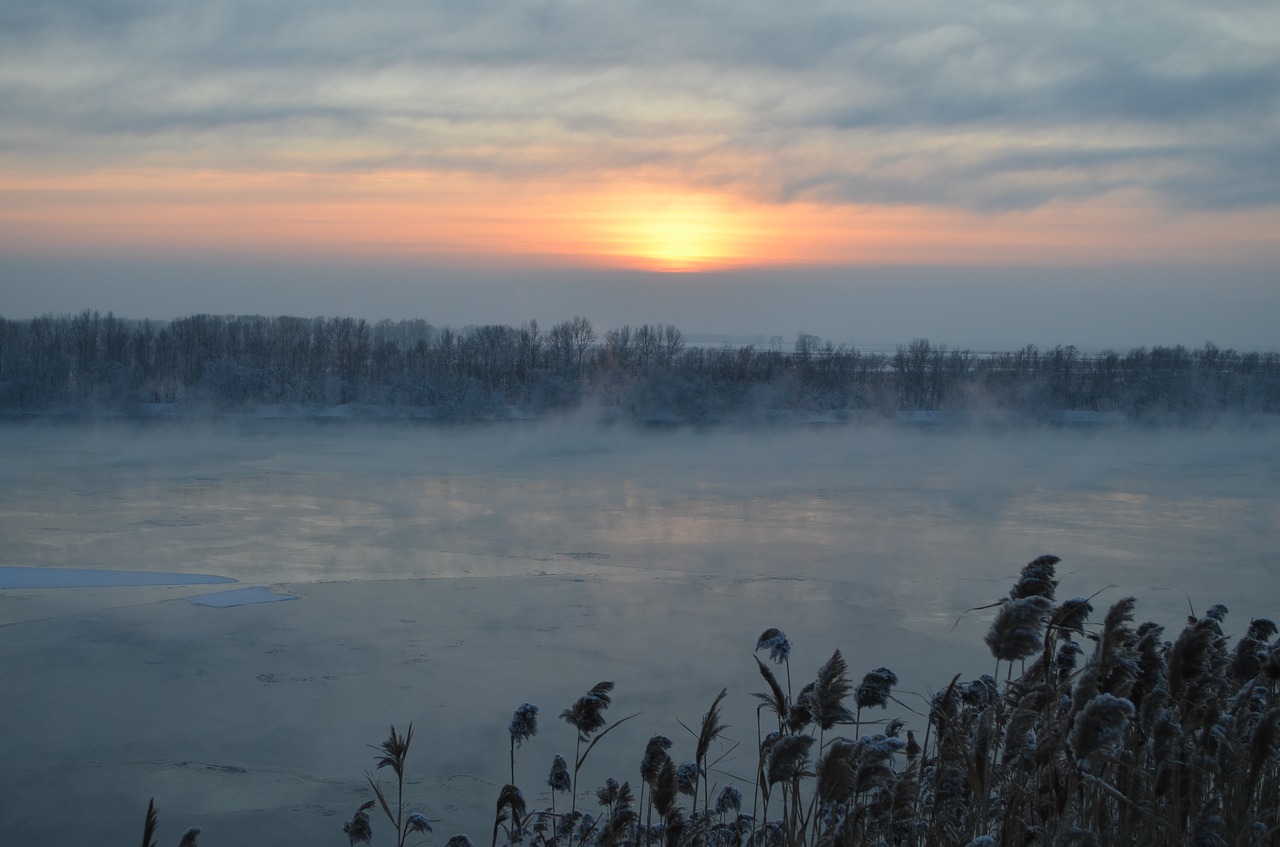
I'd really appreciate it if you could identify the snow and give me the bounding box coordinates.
[0,567,295,608]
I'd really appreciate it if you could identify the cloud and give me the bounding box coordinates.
[1,0,1278,212]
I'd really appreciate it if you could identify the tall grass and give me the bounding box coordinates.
[141,556,1279,846]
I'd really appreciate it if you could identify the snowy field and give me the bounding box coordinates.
[1,419,1277,844]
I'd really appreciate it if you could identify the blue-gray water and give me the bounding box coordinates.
[1,419,1277,844]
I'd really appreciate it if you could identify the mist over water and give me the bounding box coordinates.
[2,419,1278,844]
[5,419,1275,606]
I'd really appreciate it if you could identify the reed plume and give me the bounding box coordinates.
[1069,693,1135,767]
[651,755,678,819]
[815,737,859,807]
[756,628,792,664]
[559,681,638,818]
[1168,615,1229,723]
[510,703,540,747]
[787,683,816,734]
[141,798,159,847]
[810,650,853,731]
[1010,554,1060,601]
[985,595,1052,663]
[640,736,673,786]
[343,800,375,846]
[753,656,790,727]
[766,734,815,785]
[855,667,899,711]
[1052,597,1093,636]
[1263,642,1280,683]
[548,754,572,793]
[756,628,793,701]
[367,723,420,847]
[509,702,539,784]
[491,784,526,847]
[675,761,699,796]
[692,688,729,817]
[713,785,742,816]
[599,796,638,847]
[695,689,729,770]
[640,734,674,841]
[1071,596,1138,713]
[1229,618,1278,684]
[562,682,615,742]
[855,665,899,736]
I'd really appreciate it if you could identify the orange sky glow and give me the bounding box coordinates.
[2,168,1275,273]
[3,1,1277,347]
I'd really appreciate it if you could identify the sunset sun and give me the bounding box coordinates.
[586,187,767,272]
[630,198,733,271]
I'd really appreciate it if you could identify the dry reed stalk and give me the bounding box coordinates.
[693,689,730,818]
[290,555,1280,847]
[367,723,423,847]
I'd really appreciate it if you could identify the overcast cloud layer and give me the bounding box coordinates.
[4,0,1279,212]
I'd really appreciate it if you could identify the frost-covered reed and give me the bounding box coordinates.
[139,556,1279,847]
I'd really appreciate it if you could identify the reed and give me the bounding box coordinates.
[365,724,435,847]
[137,556,1279,847]
[139,798,200,847]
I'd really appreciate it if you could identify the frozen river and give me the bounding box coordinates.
[2,419,1277,844]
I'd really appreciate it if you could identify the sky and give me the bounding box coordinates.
[1,0,1278,349]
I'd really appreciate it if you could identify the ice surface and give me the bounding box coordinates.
[1,420,1277,846]
[0,566,236,589]
[185,586,298,607]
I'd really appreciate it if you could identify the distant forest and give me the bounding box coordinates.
[2,311,1278,422]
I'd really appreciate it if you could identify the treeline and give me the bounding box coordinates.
[1,311,1278,422]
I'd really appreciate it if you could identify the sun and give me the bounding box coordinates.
[585,187,765,272]
[629,198,735,271]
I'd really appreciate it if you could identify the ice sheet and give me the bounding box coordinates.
[0,566,236,589]
[186,586,298,607]
[2,420,1278,845]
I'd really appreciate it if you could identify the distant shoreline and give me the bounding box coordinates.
[4,404,1280,429]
